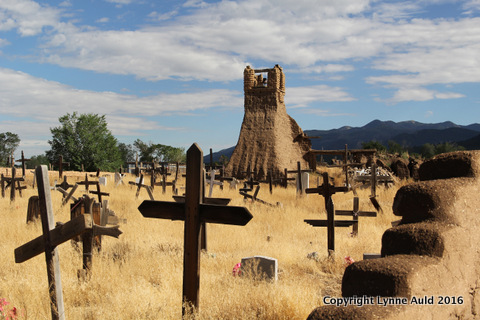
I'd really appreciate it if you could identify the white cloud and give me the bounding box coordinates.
[0,0,60,36]
[286,85,355,108]
[386,87,464,103]
[0,67,243,138]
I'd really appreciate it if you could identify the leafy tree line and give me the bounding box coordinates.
[0,112,186,172]
[361,140,465,159]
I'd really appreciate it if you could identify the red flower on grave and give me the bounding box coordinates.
[232,262,242,276]
[344,256,355,267]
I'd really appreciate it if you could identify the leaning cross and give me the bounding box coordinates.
[129,174,154,200]
[14,166,90,320]
[304,172,353,256]
[138,143,253,316]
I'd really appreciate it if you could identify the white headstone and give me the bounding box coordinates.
[240,255,278,281]
[98,177,107,186]
[296,172,309,193]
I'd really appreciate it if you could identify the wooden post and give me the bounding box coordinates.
[15,150,30,177]
[138,143,253,316]
[10,167,15,201]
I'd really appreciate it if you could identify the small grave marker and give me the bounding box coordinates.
[240,255,278,281]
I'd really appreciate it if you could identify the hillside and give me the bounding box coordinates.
[208,120,480,162]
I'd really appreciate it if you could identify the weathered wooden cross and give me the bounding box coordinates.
[129,174,154,200]
[304,172,353,256]
[56,176,74,192]
[15,150,31,177]
[89,182,109,204]
[1,167,26,201]
[14,166,89,320]
[77,173,98,192]
[57,183,79,206]
[335,196,377,236]
[138,143,253,316]
[54,156,70,179]
[205,168,223,198]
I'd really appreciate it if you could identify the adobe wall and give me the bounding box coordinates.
[225,65,311,180]
[308,151,480,320]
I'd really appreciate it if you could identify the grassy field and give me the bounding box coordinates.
[0,167,405,319]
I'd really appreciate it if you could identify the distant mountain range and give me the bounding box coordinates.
[206,120,480,163]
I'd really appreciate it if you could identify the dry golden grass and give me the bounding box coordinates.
[0,168,407,319]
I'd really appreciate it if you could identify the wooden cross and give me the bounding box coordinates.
[138,143,253,315]
[55,156,70,179]
[239,184,277,207]
[281,168,296,188]
[71,195,122,280]
[1,167,26,201]
[77,174,98,192]
[286,161,313,195]
[14,166,86,320]
[57,183,79,206]
[304,172,353,255]
[15,150,31,177]
[114,171,125,186]
[129,174,154,200]
[56,176,74,192]
[335,196,377,236]
[205,168,223,198]
[89,182,109,204]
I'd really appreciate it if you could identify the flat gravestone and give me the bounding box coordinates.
[241,255,278,281]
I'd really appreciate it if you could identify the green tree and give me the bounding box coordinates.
[46,112,122,172]
[118,142,136,165]
[420,143,436,159]
[435,142,464,155]
[361,140,386,152]
[0,132,20,166]
[133,139,185,163]
[27,154,50,169]
[387,140,403,154]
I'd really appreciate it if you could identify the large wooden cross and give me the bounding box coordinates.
[138,143,253,316]
[304,172,353,255]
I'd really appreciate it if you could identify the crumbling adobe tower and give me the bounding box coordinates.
[225,65,311,180]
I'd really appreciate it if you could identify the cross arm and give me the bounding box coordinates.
[15,214,93,263]
[304,219,357,227]
[93,224,122,238]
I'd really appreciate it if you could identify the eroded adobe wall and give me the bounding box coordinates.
[226,65,311,180]
[308,151,480,320]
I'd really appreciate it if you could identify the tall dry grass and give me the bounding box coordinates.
[0,168,407,319]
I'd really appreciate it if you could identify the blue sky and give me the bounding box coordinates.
[1,0,480,159]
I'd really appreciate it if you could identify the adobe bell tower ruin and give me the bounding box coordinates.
[225,65,312,180]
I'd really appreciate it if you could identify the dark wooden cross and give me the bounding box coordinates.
[14,166,88,320]
[71,195,122,280]
[55,156,70,179]
[335,196,377,236]
[138,143,253,316]
[89,182,110,204]
[56,176,74,192]
[57,183,79,206]
[286,161,313,195]
[239,184,277,207]
[77,174,98,192]
[15,150,31,177]
[129,174,154,200]
[1,167,26,201]
[281,168,296,188]
[304,172,353,256]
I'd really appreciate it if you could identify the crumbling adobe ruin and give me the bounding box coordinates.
[308,151,480,320]
[225,65,311,180]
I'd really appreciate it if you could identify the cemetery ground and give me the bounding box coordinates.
[0,167,405,319]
